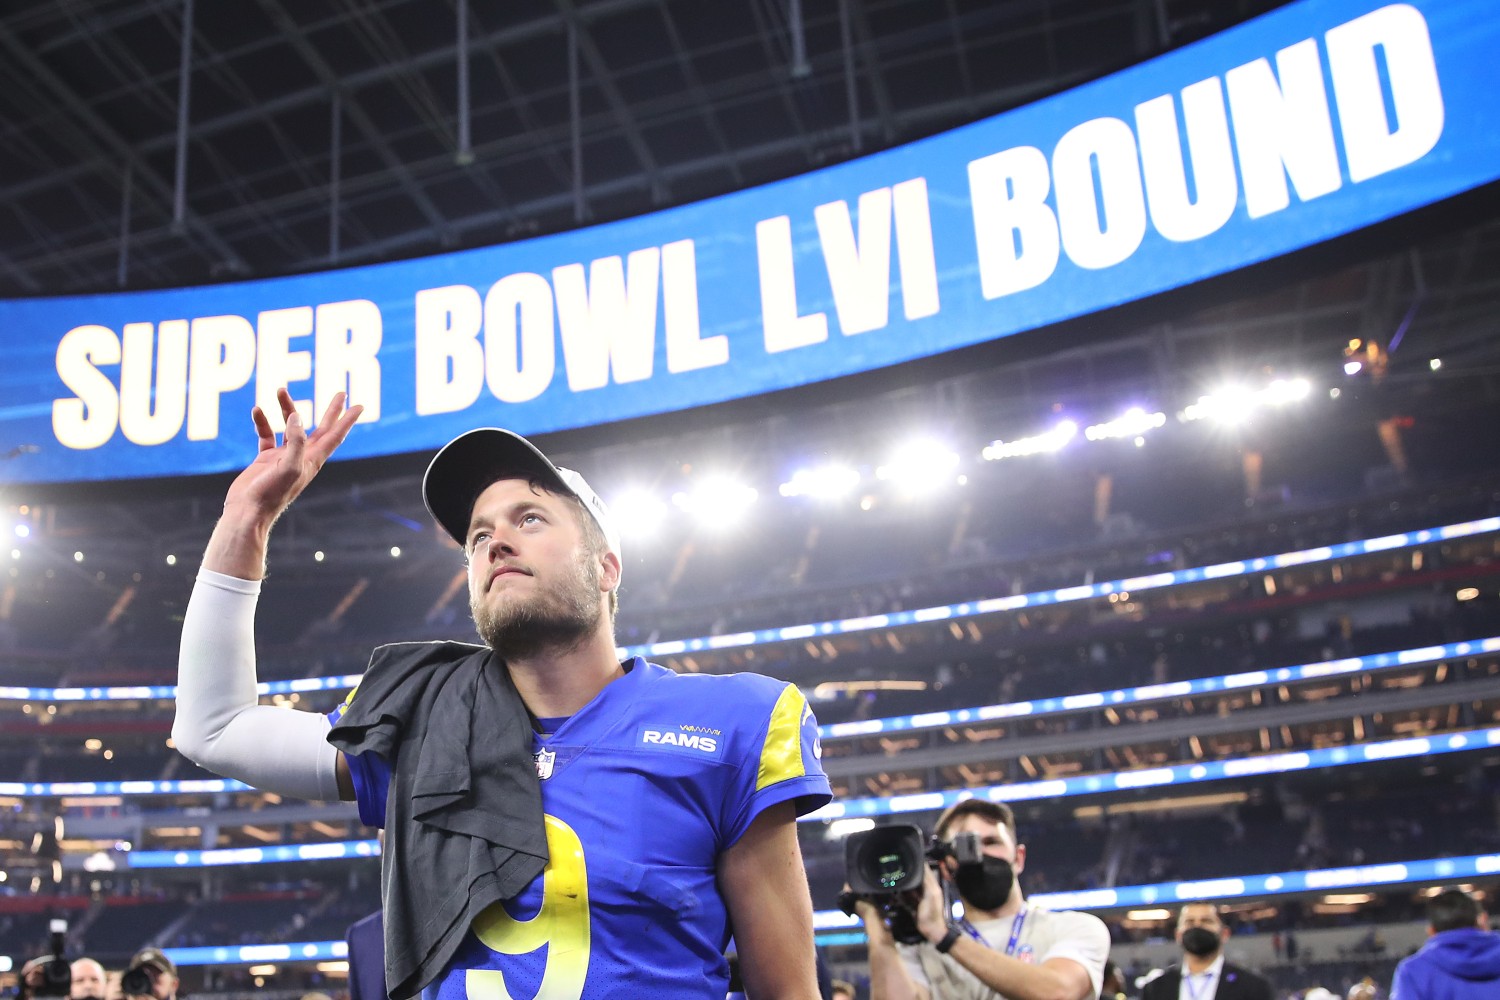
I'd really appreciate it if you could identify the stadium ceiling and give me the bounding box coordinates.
[0,0,1295,294]
[5,0,1500,551]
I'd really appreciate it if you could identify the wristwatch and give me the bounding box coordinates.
[934,924,964,954]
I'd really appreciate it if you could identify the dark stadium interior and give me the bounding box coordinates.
[6,1,1500,999]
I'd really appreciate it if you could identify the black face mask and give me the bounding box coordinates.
[1181,926,1222,957]
[953,856,1015,911]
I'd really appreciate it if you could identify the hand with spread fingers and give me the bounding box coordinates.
[204,388,362,580]
[224,388,363,523]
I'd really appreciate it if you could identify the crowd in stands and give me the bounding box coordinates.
[6,400,1500,996]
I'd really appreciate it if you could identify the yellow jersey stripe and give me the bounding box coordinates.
[756,684,808,791]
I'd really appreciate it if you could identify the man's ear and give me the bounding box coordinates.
[600,550,622,593]
[1012,842,1026,875]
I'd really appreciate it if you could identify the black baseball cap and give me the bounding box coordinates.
[422,428,622,571]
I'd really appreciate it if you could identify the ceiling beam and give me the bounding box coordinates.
[0,20,250,276]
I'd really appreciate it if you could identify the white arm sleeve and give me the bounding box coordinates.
[172,568,343,802]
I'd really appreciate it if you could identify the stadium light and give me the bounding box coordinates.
[824,817,876,841]
[1181,378,1311,424]
[982,421,1076,461]
[1264,378,1311,404]
[608,490,670,536]
[1182,386,1254,424]
[878,441,961,491]
[165,554,177,566]
[780,464,861,499]
[13,524,28,538]
[73,551,83,563]
[390,546,402,558]
[314,551,325,562]
[1085,408,1165,442]
[673,477,758,527]
[1344,360,1363,375]
[1430,358,1443,371]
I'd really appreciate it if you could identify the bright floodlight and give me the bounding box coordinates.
[1181,378,1312,424]
[982,421,1076,461]
[878,441,961,489]
[673,477,758,527]
[779,464,860,499]
[824,817,876,841]
[1430,358,1442,371]
[609,490,670,536]
[1264,378,1311,404]
[1181,386,1254,424]
[1085,408,1165,442]
[13,524,29,538]
[1344,360,1363,376]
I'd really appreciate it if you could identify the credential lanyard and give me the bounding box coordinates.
[1184,970,1217,1000]
[958,906,1028,957]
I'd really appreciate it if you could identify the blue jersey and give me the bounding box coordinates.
[328,657,832,1000]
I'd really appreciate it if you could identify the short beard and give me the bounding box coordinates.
[470,550,602,660]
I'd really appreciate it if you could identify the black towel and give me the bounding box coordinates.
[327,641,548,999]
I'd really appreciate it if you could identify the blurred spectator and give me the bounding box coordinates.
[1390,888,1500,999]
[70,959,107,1000]
[1141,903,1273,1000]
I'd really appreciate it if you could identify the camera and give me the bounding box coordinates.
[119,947,174,999]
[837,825,987,944]
[31,919,72,998]
[119,965,155,998]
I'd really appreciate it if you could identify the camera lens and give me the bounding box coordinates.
[874,851,911,889]
[120,967,154,996]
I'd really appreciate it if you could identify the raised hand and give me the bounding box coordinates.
[224,389,363,521]
[205,388,363,579]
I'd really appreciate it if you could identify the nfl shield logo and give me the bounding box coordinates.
[533,748,556,780]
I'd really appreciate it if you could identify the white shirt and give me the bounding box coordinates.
[898,903,1111,1000]
[1178,954,1226,1000]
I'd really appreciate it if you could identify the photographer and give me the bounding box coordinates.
[17,957,106,1000]
[118,949,176,1000]
[854,801,1108,1000]
[17,920,101,1000]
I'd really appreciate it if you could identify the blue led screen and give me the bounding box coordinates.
[1,0,1496,483]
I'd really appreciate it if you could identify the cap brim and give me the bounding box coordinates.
[131,952,176,976]
[422,428,574,547]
